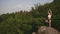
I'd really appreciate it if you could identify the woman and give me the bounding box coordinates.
[48,9,52,27]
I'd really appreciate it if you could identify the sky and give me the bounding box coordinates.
[0,0,53,14]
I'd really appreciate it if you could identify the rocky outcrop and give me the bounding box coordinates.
[38,26,59,34]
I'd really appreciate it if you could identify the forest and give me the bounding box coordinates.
[0,0,60,34]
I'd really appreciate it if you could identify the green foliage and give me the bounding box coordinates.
[0,0,60,34]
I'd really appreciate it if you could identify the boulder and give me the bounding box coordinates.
[38,26,59,34]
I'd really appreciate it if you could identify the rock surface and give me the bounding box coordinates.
[38,26,59,34]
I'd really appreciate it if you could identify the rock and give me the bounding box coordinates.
[38,26,59,34]
[32,32,36,34]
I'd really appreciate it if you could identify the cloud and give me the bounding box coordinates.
[10,4,34,12]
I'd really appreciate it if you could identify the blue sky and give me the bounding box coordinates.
[0,0,53,14]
